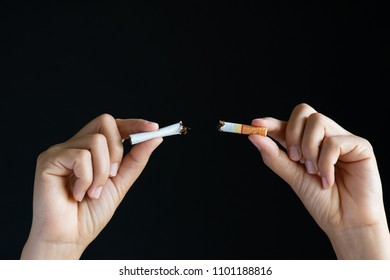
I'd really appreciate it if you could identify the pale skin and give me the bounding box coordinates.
[21,103,390,259]
[21,114,163,259]
[249,103,390,259]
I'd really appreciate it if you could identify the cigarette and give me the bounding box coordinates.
[217,120,267,137]
[129,121,189,145]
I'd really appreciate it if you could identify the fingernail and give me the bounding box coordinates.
[289,146,301,161]
[110,162,119,177]
[76,191,86,202]
[93,186,103,199]
[321,176,329,189]
[147,121,159,129]
[305,160,317,174]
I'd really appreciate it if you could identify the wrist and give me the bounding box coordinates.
[21,236,86,260]
[328,223,390,260]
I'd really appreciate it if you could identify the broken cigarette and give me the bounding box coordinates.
[217,120,267,137]
[129,121,189,145]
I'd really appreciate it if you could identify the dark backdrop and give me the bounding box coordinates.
[1,1,389,259]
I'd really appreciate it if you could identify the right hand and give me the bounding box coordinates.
[249,103,390,259]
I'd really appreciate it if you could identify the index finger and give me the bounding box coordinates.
[71,114,159,177]
[251,117,287,149]
[73,115,159,140]
[115,118,159,139]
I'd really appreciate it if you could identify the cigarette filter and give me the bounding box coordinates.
[217,120,267,137]
[129,121,189,145]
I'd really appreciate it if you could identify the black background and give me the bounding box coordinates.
[1,1,389,259]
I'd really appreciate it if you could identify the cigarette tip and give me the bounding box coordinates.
[216,120,225,131]
[180,121,190,135]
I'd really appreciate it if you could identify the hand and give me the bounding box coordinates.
[249,103,390,259]
[21,114,163,259]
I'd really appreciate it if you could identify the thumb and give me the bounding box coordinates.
[248,133,306,194]
[112,137,163,199]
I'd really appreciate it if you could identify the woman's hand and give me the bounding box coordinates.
[21,114,163,259]
[249,103,390,259]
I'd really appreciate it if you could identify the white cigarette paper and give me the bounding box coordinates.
[129,121,189,145]
[217,120,267,136]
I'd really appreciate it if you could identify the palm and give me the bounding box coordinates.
[38,174,126,248]
[295,158,382,234]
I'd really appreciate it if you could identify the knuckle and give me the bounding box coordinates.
[293,103,317,117]
[97,113,116,127]
[295,102,311,111]
[77,149,92,162]
[306,112,325,124]
[90,133,108,147]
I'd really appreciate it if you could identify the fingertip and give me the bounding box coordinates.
[321,176,330,189]
[318,162,335,190]
[74,191,86,202]
[251,118,265,127]
[110,162,119,177]
[152,137,163,150]
[129,137,163,160]
[87,185,103,199]
[249,134,276,153]
[94,186,103,198]
[288,146,301,161]
[73,178,87,202]
[248,134,263,151]
[146,121,159,130]
[251,118,260,125]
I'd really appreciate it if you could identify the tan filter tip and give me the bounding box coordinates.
[241,124,267,136]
